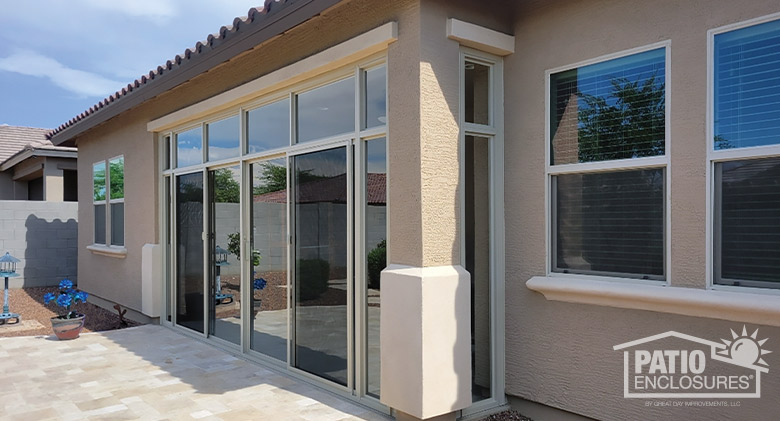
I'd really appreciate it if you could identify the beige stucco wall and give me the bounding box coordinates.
[505,0,780,419]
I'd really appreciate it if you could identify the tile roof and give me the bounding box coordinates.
[255,173,386,204]
[0,125,55,165]
[49,0,336,143]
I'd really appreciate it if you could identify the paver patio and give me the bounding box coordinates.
[0,325,389,420]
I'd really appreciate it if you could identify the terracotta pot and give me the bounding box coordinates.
[50,313,85,340]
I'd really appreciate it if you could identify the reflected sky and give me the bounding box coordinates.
[208,115,240,161]
[297,77,355,143]
[248,99,290,154]
[177,127,203,168]
[366,137,386,174]
[365,66,386,129]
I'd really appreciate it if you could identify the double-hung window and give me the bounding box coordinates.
[548,45,668,281]
[711,16,780,289]
[93,156,125,247]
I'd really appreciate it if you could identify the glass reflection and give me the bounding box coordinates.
[297,78,355,143]
[248,99,290,153]
[365,137,386,398]
[209,166,241,344]
[176,172,204,333]
[207,115,240,161]
[465,62,489,125]
[177,127,203,168]
[365,66,387,129]
[250,158,289,361]
[293,147,348,385]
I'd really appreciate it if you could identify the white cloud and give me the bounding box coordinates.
[0,50,122,98]
[80,0,177,21]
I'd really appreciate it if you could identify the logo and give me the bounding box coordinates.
[613,326,770,398]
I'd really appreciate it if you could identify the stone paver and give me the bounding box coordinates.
[0,325,389,421]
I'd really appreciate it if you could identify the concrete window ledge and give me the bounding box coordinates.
[526,276,780,328]
[86,244,127,258]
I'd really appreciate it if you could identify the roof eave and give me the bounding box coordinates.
[49,0,344,146]
[0,147,78,172]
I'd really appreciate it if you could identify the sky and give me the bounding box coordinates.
[0,0,264,130]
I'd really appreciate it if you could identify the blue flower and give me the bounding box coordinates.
[253,278,267,290]
[43,292,56,304]
[59,279,73,290]
[56,294,72,308]
[75,291,89,303]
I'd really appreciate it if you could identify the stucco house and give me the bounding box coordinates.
[47,0,780,420]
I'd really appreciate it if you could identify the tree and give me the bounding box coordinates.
[213,168,239,203]
[252,162,326,195]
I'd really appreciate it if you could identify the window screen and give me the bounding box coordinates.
[714,18,780,150]
[554,168,665,279]
[716,157,780,287]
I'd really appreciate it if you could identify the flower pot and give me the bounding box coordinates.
[50,313,85,340]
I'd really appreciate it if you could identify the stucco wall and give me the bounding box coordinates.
[0,200,77,287]
[504,0,780,419]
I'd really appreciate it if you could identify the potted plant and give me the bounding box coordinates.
[43,279,89,340]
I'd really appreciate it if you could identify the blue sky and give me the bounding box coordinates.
[0,0,263,129]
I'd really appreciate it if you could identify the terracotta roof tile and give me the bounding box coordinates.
[48,0,296,141]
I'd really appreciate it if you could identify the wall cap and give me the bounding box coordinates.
[446,18,514,56]
[86,244,127,259]
[526,276,780,327]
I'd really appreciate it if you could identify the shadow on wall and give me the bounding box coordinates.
[23,214,77,287]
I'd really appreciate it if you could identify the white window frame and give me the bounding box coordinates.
[92,160,107,245]
[108,155,125,247]
[87,156,127,257]
[544,40,672,285]
[706,12,780,296]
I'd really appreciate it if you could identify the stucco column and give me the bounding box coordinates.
[43,159,64,202]
[381,2,471,419]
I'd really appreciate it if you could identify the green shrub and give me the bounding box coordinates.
[297,258,330,301]
[367,239,386,290]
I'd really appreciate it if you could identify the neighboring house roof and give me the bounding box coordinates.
[49,0,343,146]
[0,125,77,171]
[255,173,386,204]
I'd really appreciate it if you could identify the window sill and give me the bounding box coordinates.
[526,275,780,328]
[87,244,127,259]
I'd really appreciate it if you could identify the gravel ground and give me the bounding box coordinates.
[481,410,533,421]
[0,287,140,338]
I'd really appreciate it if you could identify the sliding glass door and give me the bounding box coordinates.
[175,172,204,333]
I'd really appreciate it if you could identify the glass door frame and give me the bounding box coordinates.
[159,54,389,414]
[458,47,507,418]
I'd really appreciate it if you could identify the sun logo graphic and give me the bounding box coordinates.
[614,326,770,398]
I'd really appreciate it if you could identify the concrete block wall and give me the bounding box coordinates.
[0,201,78,288]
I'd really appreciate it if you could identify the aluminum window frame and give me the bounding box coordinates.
[545,41,672,284]
[707,12,780,295]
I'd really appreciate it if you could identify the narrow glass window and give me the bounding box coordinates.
[94,204,106,244]
[207,115,240,161]
[93,162,106,244]
[176,127,203,168]
[109,157,124,200]
[297,77,355,143]
[364,66,387,129]
[163,135,171,170]
[714,19,780,150]
[365,137,386,398]
[550,48,666,164]
[465,62,490,125]
[247,99,290,153]
[554,168,665,279]
[109,156,125,246]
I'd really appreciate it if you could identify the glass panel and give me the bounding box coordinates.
[207,115,240,161]
[297,77,355,143]
[177,127,203,168]
[365,66,387,129]
[110,203,124,246]
[714,19,780,150]
[248,99,290,154]
[209,166,241,344]
[465,135,491,401]
[251,158,288,361]
[164,136,171,170]
[293,147,348,385]
[93,162,106,201]
[176,172,204,333]
[94,204,106,244]
[550,48,666,164]
[465,62,490,125]
[716,157,780,287]
[165,178,172,322]
[365,137,386,398]
[555,168,665,279]
[109,157,124,200]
